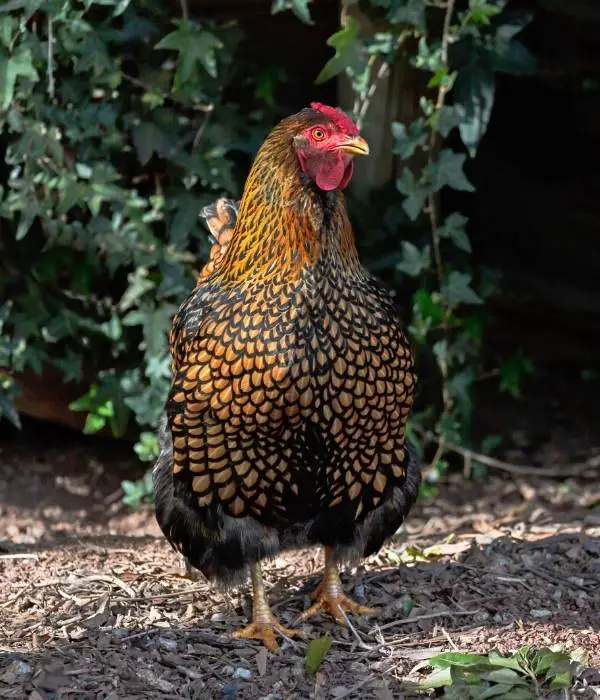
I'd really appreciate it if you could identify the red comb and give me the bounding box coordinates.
[310,102,359,136]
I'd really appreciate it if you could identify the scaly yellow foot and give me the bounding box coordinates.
[233,563,301,651]
[299,547,375,624]
[233,618,300,652]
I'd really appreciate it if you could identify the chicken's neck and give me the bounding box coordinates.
[215,139,360,285]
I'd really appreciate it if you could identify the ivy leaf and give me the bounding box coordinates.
[396,168,428,221]
[397,241,430,277]
[132,122,168,166]
[392,118,427,159]
[0,49,39,109]
[0,386,21,429]
[434,105,461,137]
[413,289,445,325]
[271,0,313,25]
[441,271,483,305]
[454,64,495,157]
[499,350,534,398]
[428,149,475,193]
[156,20,222,86]
[437,212,471,253]
[491,38,536,76]
[496,10,533,43]
[315,16,360,84]
[304,634,331,674]
[388,0,426,30]
[170,192,205,246]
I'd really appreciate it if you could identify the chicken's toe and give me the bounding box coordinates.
[298,590,375,624]
[232,619,301,651]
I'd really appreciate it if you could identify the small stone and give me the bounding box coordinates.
[158,637,178,652]
[233,667,251,680]
[530,609,552,620]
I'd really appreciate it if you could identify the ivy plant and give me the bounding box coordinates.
[0,0,278,459]
[312,0,536,486]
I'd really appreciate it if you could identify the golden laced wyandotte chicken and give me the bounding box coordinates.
[153,103,421,650]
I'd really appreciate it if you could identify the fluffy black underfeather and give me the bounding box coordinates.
[153,415,421,587]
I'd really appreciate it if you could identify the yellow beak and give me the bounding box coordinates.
[334,135,370,156]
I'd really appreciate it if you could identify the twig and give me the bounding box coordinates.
[47,17,54,99]
[416,426,600,477]
[354,31,412,128]
[120,73,213,113]
[440,626,458,650]
[523,566,592,592]
[371,609,480,634]
[119,628,163,643]
[179,0,189,22]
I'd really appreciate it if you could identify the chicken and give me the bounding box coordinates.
[153,103,421,650]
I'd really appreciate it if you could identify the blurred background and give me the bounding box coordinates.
[1,0,598,502]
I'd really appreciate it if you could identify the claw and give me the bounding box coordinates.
[298,547,375,624]
[233,619,301,652]
[299,587,375,624]
[233,563,302,651]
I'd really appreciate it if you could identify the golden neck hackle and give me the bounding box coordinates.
[213,121,360,286]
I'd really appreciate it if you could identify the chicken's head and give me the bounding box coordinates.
[292,103,369,192]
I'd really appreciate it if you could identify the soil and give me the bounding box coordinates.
[1,421,599,699]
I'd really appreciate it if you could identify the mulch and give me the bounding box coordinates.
[1,437,599,699]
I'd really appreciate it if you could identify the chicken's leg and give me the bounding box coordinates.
[233,562,300,651]
[299,547,375,623]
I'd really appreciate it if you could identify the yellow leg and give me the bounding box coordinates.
[298,547,375,623]
[232,562,301,651]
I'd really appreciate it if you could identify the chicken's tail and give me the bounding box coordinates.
[199,198,239,246]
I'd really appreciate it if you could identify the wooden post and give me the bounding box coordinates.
[336,2,428,198]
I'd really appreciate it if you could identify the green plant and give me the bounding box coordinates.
[313,0,536,484]
[121,469,154,509]
[0,1,278,461]
[419,646,589,698]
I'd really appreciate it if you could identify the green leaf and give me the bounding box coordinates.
[498,350,534,398]
[315,16,360,85]
[420,666,453,689]
[413,289,445,325]
[434,105,461,138]
[396,168,428,221]
[271,0,313,25]
[0,49,39,109]
[304,634,331,674]
[428,149,475,193]
[170,192,205,245]
[491,39,536,76]
[83,413,106,434]
[429,652,489,669]
[437,213,471,253]
[0,385,21,429]
[396,241,430,277]
[455,64,495,157]
[392,118,427,159]
[479,668,527,685]
[132,122,167,166]
[156,21,222,85]
[134,431,160,462]
[119,269,156,312]
[479,685,533,700]
[388,0,426,30]
[15,205,38,241]
[480,434,502,454]
[441,271,483,305]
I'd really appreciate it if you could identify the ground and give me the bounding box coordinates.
[1,423,599,699]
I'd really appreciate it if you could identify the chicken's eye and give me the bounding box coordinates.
[312,128,326,141]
